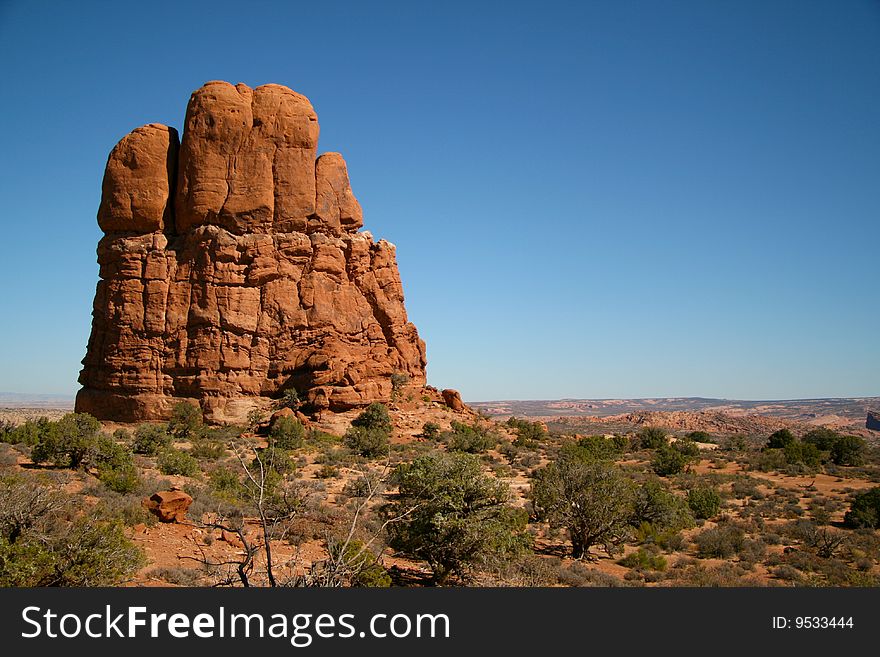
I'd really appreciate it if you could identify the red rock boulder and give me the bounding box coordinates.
[143,490,193,523]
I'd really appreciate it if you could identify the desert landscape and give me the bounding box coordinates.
[0,80,878,589]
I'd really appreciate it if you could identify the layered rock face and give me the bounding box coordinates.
[76,81,426,422]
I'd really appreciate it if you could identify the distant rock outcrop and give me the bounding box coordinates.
[867,411,880,431]
[76,82,427,422]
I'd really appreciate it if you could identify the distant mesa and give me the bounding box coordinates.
[76,81,427,423]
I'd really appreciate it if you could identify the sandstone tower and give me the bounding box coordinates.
[76,81,426,422]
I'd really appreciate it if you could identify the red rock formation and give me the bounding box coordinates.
[76,82,427,422]
[441,389,466,413]
[143,490,193,523]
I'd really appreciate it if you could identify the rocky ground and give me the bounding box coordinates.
[2,389,879,588]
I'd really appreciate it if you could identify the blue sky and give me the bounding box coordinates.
[0,0,878,401]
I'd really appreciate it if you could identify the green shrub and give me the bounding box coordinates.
[531,456,634,559]
[766,429,795,449]
[421,422,441,440]
[630,478,693,531]
[343,426,390,458]
[0,475,144,586]
[328,538,391,587]
[673,438,701,457]
[844,487,880,529]
[802,428,839,451]
[351,403,392,434]
[189,437,228,460]
[569,435,623,461]
[390,372,409,400]
[31,413,101,468]
[132,423,171,455]
[94,436,139,494]
[253,447,296,476]
[280,388,300,410]
[687,486,722,519]
[782,440,821,468]
[505,417,547,446]
[638,427,668,449]
[830,435,865,466]
[618,547,667,571]
[652,445,689,476]
[167,402,203,439]
[694,524,746,558]
[686,431,714,443]
[316,464,339,479]
[386,452,530,583]
[721,435,748,452]
[157,448,200,477]
[2,418,50,446]
[445,421,497,454]
[270,416,305,450]
[208,466,245,504]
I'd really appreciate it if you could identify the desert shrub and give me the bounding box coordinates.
[766,429,795,449]
[132,423,171,455]
[721,434,748,452]
[327,538,391,587]
[782,440,821,468]
[92,490,156,527]
[505,417,547,446]
[731,476,761,499]
[167,401,203,439]
[270,416,306,450]
[638,427,668,449]
[653,444,689,476]
[343,426,390,458]
[386,452,530,584]
[149,566,204,586]
[315,464,339,479]
[31,413,101,468]
[830,435,866,467]
[531,456,634,558]
[421,422,441,440]
[390,372,409,400]
[673,438,701,457]
[802,427,839,451]
[570,435,623,461]
[0,474,144,586]
[189,437,227,460]
[686,431,714,443]
[208,466,246,505]
[253,447,296,476]
[316,446,357,468]
[445,421,497,454]
[619,547,667,571]
[844,487,880,529]
[351,402,393,434]
[687,486,722,519]
[694,524,746,558]
[96,450,140,494]
[772,564,802,582]
[753,448,788,472]
[157,448,200,477]
[280,388,301,410]
[630,478,693,531]
[2,418,51,446]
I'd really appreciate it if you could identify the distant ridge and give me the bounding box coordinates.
[469,396,880,426]
[0,392,75,408]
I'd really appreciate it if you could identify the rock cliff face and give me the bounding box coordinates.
[867,411,880,432]
[76,81,426,422]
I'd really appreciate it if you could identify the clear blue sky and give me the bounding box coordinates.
[0,0,878,401]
